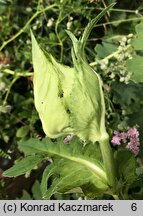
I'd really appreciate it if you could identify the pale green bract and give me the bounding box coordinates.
[31,33,74,138]
[31,4,114,143]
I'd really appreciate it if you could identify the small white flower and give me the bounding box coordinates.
[47,18,54,27]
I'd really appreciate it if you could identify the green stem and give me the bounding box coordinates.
[3,69,33,77]
[95,16,143,28]
[0,4,57,52]
[96,7,141,14]
[3,76,18,106]
[55,6,64,61]
[112,194,120,200]
[99,136,116,188]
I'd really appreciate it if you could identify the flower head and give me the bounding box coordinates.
[127,127,139,138]
[111,136,121,146]
[111,127,140,155]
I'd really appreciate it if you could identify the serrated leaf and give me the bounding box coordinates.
[18,138,53,155]
[19,137,107,186]
[126,55,143,83]
[3,155,44,177]
[15,134,110,198]
[95,41,117,59]
[112,82,139,107]
[41,160,108,199]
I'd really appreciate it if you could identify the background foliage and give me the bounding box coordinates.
[0,0,143,199]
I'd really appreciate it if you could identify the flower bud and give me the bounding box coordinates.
[31,30,108,143]
[31,4,114,142]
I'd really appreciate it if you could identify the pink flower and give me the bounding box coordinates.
[111,136,121,145]
[114,130,120,136]
[127,128,139,138]
[111,127,140,156]
[120,132,128,141]
[126,143,140,156]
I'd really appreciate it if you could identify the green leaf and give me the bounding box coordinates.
[112,82,140,107]
[18,138,53,156]
[116,150,137,184]
[126,55,143,83]
[129,175,143,199]
[28,137,108,199]
[32,180,42,200]
[22,137,108,199]
[19,190,31,200]
[41,160,108,199]
[3,155,44,177]
[16,126,29,138]
[19,137,108,187]
[132,22,143,50]
[82,182,105,199]
[127,22,143,83]
[41,164,56,196]
[95,41,117,59]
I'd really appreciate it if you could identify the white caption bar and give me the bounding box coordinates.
[0,200,142,216]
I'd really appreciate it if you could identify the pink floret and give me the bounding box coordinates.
[111,136,121,145]
[111,127,140,155]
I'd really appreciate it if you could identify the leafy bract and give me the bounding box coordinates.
[31,32,74,138]
[31,3,115,143]
[67,30,108,142]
